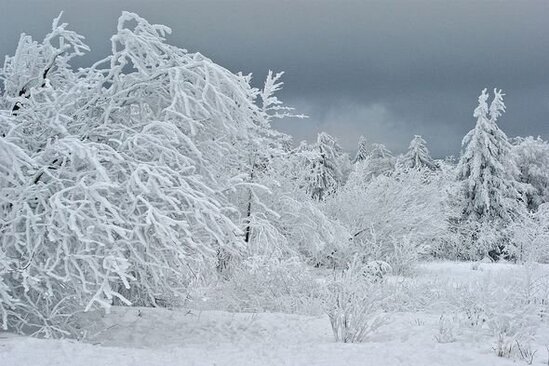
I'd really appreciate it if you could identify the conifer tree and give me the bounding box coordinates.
[401,135,438,171]
[457,88,522,223]
[366,143,395,179]
[307,132,343,201]
[456,88,523,258]
[353,136,369,163]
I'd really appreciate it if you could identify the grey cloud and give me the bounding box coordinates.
[1,0,548,156]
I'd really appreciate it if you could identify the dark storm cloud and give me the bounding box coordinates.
[1,0,548,156]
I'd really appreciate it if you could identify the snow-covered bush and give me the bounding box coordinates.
[443,265,547,358]
[361,260,392,282]
[0,12,302,336]
[272,197,350,266]
[243,143,351,267]
[324,257,389,343]
[514,341,537,365]
[435,314,457,343]
[512,136,549,211]
[324,167,451,273]
[508,204,549,263]
[197,256,325,315]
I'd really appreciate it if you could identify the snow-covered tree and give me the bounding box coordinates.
[512,136,549,211]
[307,132,344,201]
[350,143,395,184]
[457,89,522,223]
[352,135,369,163]
[400,135,438,171]
[252,153,351,265]
[456,88,524,258]
[367,143,395,177]
[233,71,304,256]
[0,12,301,336]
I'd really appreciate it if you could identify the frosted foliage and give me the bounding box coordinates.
[3,10,547,351]
[324,169,451,271]
[1,13,89,101]
[508,203,549,263]
[273,196,349,266]
[220,70,308,263]
[457,89,522,224]
[352,143,395,182]
[259,71,305,121]
[512,136,549,210]
[401,135,437,171]
[0,12,301,336]
[240,146,350,266]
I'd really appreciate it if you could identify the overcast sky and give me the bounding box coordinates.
[1,0,548,156]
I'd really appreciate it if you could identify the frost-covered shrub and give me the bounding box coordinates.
[324,168,451,272]
[200,256,325,315]
[1,12,301,336]
[508,203,549,263]
[512,136,549,211]
[269,196,350,267]
[456,219,513,261]
[435,314,457,343]
[1,136,237,336]
[441,265,548,357]
[492,329,535,362]
[324,257,388,343]
[515,340,537,365]
[244,145,351,267]
[361,260,392,282]
[360,234,421,276]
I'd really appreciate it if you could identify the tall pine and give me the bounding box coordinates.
[456,89,523,258]
[457,88,521,223]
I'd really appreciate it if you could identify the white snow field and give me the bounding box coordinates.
[2,261,549,366]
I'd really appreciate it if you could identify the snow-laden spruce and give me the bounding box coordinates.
[457,89,523,223]
[400,135,438,171]
[306,132,346,201]
[352,135,369,164]
[456,89,524,257]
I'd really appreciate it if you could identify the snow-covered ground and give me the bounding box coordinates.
[2,261,548,366]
